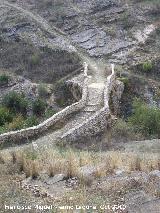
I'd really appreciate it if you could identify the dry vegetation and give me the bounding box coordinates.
[0,146,159,212]
[0,147,159,181]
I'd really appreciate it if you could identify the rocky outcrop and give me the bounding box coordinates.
[0,0,158,71]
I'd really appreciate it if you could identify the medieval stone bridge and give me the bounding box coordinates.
[0,63,124,145]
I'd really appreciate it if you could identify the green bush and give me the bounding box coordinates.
[2,91,28,115]
[32,98,47,116]
[0,74,10,86]
[44,108,57,119]
[128,99,160,137]
[5,115,38,131]
[0,107,13,126]
[0,126,6,134]
[142,61,153,72]
[0,115,39,133]
[117,77,129,87]
[38,84,49,99]
[23,116,39,128]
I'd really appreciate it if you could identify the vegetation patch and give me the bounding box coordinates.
[32,98,47,116]
[2,91,28,116]
[0,74,10,87]
[0,89,56,134]
[120,12,134,29]
[128,99,160,138]
[1,148,159,181]
[38,84,49,99]
[54,80,75,107]
[142,61,153,72]
[117,77,129,87]
[0,107,13,126]
[112,117,144,142]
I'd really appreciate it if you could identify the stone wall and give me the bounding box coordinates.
[61,69,117,142]
[0,77,89,144]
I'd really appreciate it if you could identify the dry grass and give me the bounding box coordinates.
[0,148,159,183]
[23,160,40,178]
[0,146,159,211]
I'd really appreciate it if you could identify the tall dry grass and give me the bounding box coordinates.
[0,148,159,182]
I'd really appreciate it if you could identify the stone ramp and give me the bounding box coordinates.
[60,67,118,142]
[30,111,95,150]
[60,111,94,134]
[83,82,105,112]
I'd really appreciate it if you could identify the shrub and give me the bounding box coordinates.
[128,99,160,137]
[0,126,6,134]
[38,84,49,99]
[142,61,153,72]
[1,115,39,133]
[54,80,73,107]
[56,98,65,107]
[23,116,39,128]
[2,91,28,115]
[44,109,57,119]
[111,118,141,140]
[121,12,134,29]
[0,74,10,86]
[6,115,25,131]
[117,77,129,87]
[32,98,47,116]
[0,107,13,126]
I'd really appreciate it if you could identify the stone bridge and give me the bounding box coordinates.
[0,63,124,145]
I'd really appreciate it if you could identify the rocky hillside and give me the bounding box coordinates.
[0,0,160,81]
[0,1,160,213]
